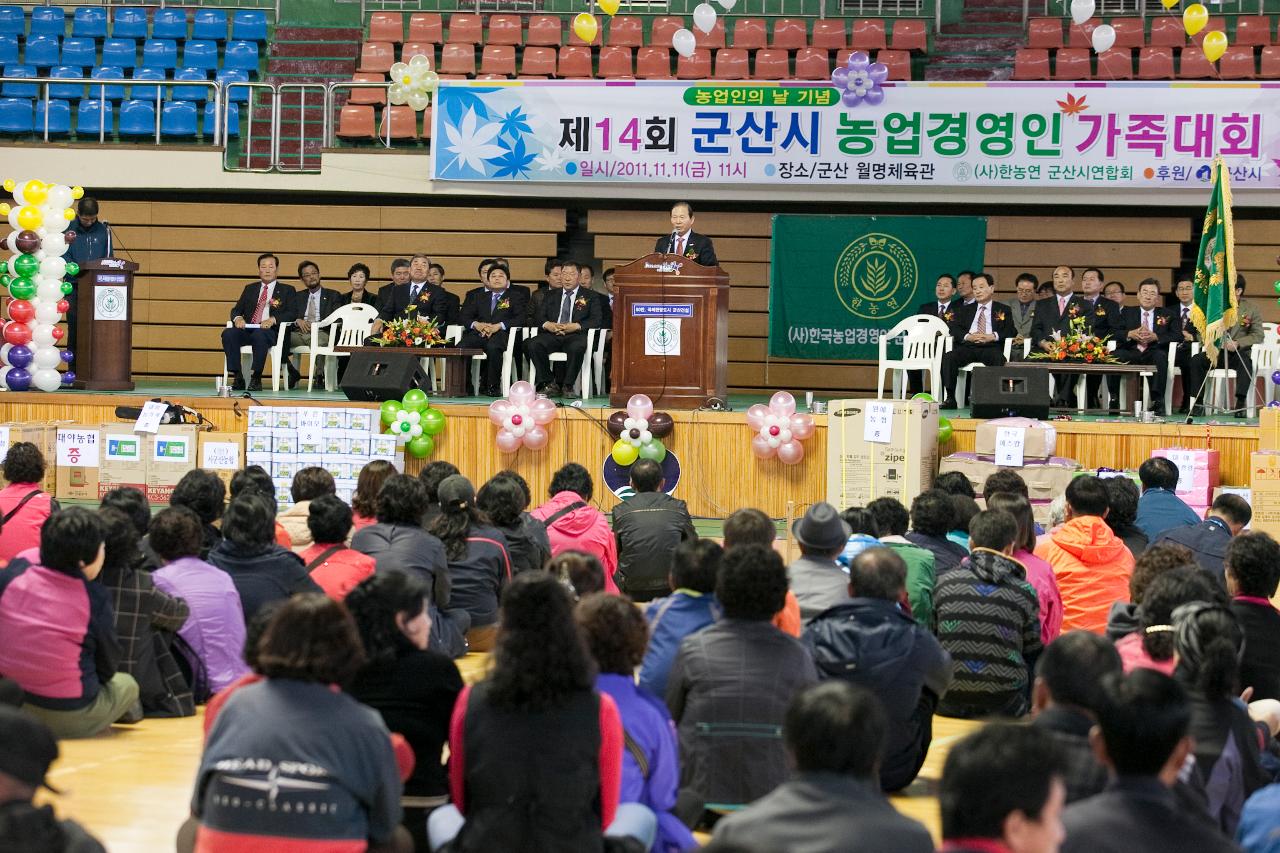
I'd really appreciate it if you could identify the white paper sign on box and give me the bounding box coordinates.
[995,426,1026,467]
[201,441,241,470]
[863,401,895,444]
[57,429,100,467]
[133,400,168,434]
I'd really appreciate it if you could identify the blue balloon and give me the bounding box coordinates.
[61,371,76,385]
[60,349,74,364]
[7,367,31,391]
[7,345,32,369]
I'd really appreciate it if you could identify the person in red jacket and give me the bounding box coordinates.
[0,443,57,564]
[530,463,619,594]
[299,495,375,600]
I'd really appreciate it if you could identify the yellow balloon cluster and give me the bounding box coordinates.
[1183,3,1207,35]
[1177,4,1227,63]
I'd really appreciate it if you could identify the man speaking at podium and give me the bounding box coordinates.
[654,201,718,267]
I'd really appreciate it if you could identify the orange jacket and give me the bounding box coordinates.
[1035,516,1134,634]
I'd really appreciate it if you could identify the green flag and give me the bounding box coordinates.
[1190,157,1238,365]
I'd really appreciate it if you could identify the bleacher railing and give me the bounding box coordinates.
[4,0,279,24]
[1043,0,1264,19]
[324,80,404,150]
[222,80,275,172]
[338,0,933,21]
[220,80,329,172]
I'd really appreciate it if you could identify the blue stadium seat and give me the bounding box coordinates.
[102,38,136,68]
[141,38,177,70]
[60,36,95,67]
[193,9,227,41]
[0,7,22,37]
[231,10,267,42]
[29,7,65,37]
[110,6,146,40]
[205,100,236,136]
[170,67,207,101]
[182,39,217,72]
[71,6,107,38]
[0,35,16,64]
[24,34,60,67]
[75,96,111,135]
[151,8,186,40]
[48,65,84,98]
[89,65,125,100]
[129,66,164,100]
[160,98,196,135]
[35,97,70,134]
[117,97,154,134]
[222,40,258,72]
[216,68,249,102]
[0,96,32,132]
[1,64,35,97]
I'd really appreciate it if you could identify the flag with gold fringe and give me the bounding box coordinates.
[1190,156,1238,365]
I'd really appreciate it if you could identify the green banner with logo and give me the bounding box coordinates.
[768,215,988,360]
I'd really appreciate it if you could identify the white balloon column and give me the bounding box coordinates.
[0,179,81,392]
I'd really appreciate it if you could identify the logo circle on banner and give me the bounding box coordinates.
[833,232,919,320]
[603,450,682,500]
[645,319,680,355]
[95,286,126,321]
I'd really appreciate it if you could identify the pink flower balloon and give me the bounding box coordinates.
[747,392,811,464]
[789,413,815,441]
[746,404,770,432]
[777,440,805,465]
[495,429,522,453]
[627,394,654,421]
[769,391,796,417]
[523,425,549,450]
[508,380,537,406]
[529,397,558,426]
[488,399,514,426]
[751,433,774,459]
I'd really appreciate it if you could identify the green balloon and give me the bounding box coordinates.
[13,254,38,278]
[421,408,446,436]
[637,438,666,463]
[64,261,79,278]
[1273,280,1280,294]
[911,392,935,403]
[398,419,413,433]
[0,274,9,288]
[8,278,36,300]
[407,434,435,459]
[380,400,403,425]
[937,416,953,444]
[402,388,428,412]
[60,280,73,295]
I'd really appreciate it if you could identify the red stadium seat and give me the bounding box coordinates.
[1095,47,1133,79]
[1190,17,1225,45]
[1148,17,1185,47]
[1261,45,1280,78]
[1235,16,1272,46]
[696,20,726,49]
[636,46,673,79]
[558,45,594,77]
[607,16,643,47]
[1013,48,1050,79]
[714,47,749,79]
[1026,18,1063,49]
[439,42,476,75]
[527,14,562,46]
[348,71,386,105]
[337,104,376,139]
[487,15,523,46]
[420,106,432,139]
[676,47,712,79]
[368,12,403,43]
[850,20,886,50]
[379,104,417,139]
[651,17,685,47]
[1218,46,1257,78]
[1067,18,1100,48]
[1137,46,1174,78]
[408,13,443,44]
[1107,19,1143,48]
[1054,47,1091,78]
[812,19,848,49]
[757,47,794,79]
[732,18,768,50]
[447,14,482,44]
[598,45,633,78]
[480,44,515,76]
[568,18,601,46]
[891,20,928,52]
[400,42,434,64]
[835,48,853,66]
[520,46,557,77]
[358,41,394,73]
[1178,46,1217,78]
[876,49,911,80]
[772,18,808,49]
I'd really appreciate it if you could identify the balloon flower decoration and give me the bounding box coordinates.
[387,54,438,112]
[607,394,674,466]
[831,51,889,107]
[746,392,815,465]
[380,388,446,459]
[489,381,556,453]
[1,179,81,392]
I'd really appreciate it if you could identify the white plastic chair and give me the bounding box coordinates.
[221,320,289,391]
[431,324,465,393]
[877,315,949,399]
[301,303,380,391]
[590,329,611,396]
[1264,321,1277,344]
[469,325,528,397]
[954,337,1029,407]
[1073,341,1140,411]
[524,326,597,400]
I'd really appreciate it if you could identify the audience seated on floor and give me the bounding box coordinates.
[427,474,511,652]
[299,494,376,600]
[865,497,936,627]
[611,458,696,602]
[638,538,722,700]
[788,502,853,626]
[1226,532,1280,702]
[1104,541,1197,641]
[1135,457,1202,542]
[1154,493,1252,585]
[164,469,227,561]
[277,465,337,553]
[207,491,320,624]
[722,507,801,637]
[229,465,293,549]
[548,550,608,598]
[946,494,979,553]
[418,460,460,531]
[988,492,1062,646]
[531,463,620,593]
[1102,477,1148,561]
[1119,566,1223,676]
[0,442,56,564]
[906,489,967,577]
[476,469,551,575]
[837,507,884,569]
[351,459,395,532]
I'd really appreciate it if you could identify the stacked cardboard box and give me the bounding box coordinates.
[0,424,58,495]
[1151,447,1220,512]
[826,399,940,509]
[55,426,101,500]
[1250,452,1280,538]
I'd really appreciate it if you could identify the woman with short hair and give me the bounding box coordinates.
[0,442,57,563]
[207,493,321,623]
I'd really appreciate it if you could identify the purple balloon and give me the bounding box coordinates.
[841,89,863,108]
[847,50,870,71]
[61,371,76,385]
[7,368,31,391]
[1272,370,1280,385]
[863,87,885,106]
[1269,400,1280,408]
[869,62,890,83]
[831,66,849,88]
[7,345,32,369]
[60,349,74,364]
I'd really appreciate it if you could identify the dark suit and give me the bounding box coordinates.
[1170,302,1198,409]
[525,286,603,390]
[287,287,345,385]
[221,281,298,379]
[458,286,531,394]
[941,300,1017,405]
[1112,305,1179,413]
[378,281,452,328]
[908,299,955,394]
[655,230,717,267]
[596,290,616,391]
[1030,294,1120,406]
[526,283,552,327]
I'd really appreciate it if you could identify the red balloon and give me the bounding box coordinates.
[63,229,77,244]
[55,299,70,313]
[3,322,31,346]
[7,300,34,324]
[14,230,40,253]
[606,411,627,438]
[51,326,64,341]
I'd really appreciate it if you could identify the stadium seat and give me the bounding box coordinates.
[152,8,187,40]
[48,65,84,98]
[557,45,592,78]
[160,99,197,135]
[75,97,111,136]
[117,97,155,135]
[1235,16,1272,46]
[142,39,178,70]
[607,16,643,47]
[732,18,768,50]
[336,103,376,139]
[1054,47,1091,78]
[35,97,71,134]
[439,43,475,75]
[1219,46,1257,78]
[772,18,808,49]
[111,7,147,40]
[1095,47,1133,79]
[1148,17,1185,47]
[419,105,431,139]
[216,68,249,102]
[379,104,416,139]
[850,20,885,50]
[193,10,228,41]
[183,40,218,73]
[0,6,22,37]
[892,20,928,51]
[696,20,726,50]
[636,46,673,79]
[0,96,32,132]
[596,45,631,78]
[60,36,94,68]
[714,47,749,79]
[206,100,236,137]
[399,42,433,64]
[223,40,259,72]
[24,35,61,68]
[171,67,209,101]
[407,12,442,43]
[446,14,481,44]
[130,66,165,100]
[89,65,125,100]
[72,7,107,38]
[1027,18,1063,49]
[1110,19,1143,49]
[1067,18,1100,48]
[877,49,911,80]
[675,47,711,79]
[1261,45,1280,78]
[1,64,36,97]
[1178,46,1217,78]
[651,17,685,48]
[754,48,791,79]
[347,70,386,104]
[368,12,403,43]
[0,35,15,65]
[527,15,562,46]
[103,38,137,68]
[1013,47,1050,79]
[231,10,268,42]
[488,14,523,46]
[520,45,558,77]
[479,44,515,76]
[791,47,827,79]
[811,19,847,49]
[29,7,66,37]
[1189,17,1224,45]
[568,19,600,46]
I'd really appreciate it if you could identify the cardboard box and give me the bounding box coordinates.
[348,408,375,434]
[146,425,197,503]
[370,434,398,459]
[1152,448,1220,498]
[98,423,147,497]
[247,407,273,429]
[1261,408,1280,451]
[975,417,1057,461]
[939,453,1081,503]
[55,426,101,500]
[1249,452,1280,538]
[322,409,350,430]
[198,432,245,490]
[826,399,939,508]
[0,424,57,494]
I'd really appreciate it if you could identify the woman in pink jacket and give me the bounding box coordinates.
[531,463,619,594]
[0,443,57,564]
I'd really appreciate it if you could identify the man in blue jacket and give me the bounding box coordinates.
[1135,457,1202,542]
[65,196,111,355]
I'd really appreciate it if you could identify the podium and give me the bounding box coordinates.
[610,253,728,409]
[74,258,138,391]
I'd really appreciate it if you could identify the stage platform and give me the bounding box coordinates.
[0,383,1261,517]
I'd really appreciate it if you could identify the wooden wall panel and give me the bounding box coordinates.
[1232,219,1280,326]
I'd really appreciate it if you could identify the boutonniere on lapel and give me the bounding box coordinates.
[1156,315,1168,327]
[1068,304,1080,317]
[1095,306,1107,317]
[994,310,1007,323]
[497,298,510,311]
[943,311,955,322]
[417,290,431,304]
[1241,315,1254,330]
[575,296,588,310]
[684,247,698,259]
[269,298,281,309]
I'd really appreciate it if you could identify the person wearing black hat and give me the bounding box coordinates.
[788,502,853,626]
[0,706,106,852]
[428,474,512,653]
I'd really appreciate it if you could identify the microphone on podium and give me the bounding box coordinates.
[669,230,679,254]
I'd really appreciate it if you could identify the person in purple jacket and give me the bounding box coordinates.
[577,593,696,853]
[149,507,250,698]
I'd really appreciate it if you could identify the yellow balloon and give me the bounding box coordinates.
[1202,30,1228,62]
[71,185,84,200]
[611,438,639,466]
[2,179,13,192]
[573,12,598,44]
[16,206,42,230]
[63,207,75,220]
[1183,3,1208,36]
[599,0,621,16]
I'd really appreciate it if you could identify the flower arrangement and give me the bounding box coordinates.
[370,306,445,349]
[1030,315,1117,364]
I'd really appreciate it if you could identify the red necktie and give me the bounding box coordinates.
[676,235,685,255]
[250,284,269,323]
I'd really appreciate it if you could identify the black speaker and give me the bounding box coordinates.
[971,365,1050,420]
[340,351,429,401]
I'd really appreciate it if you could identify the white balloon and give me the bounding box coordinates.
[32,367,60,392]
[0,366,9,389]
[406,92,431,112]
[7,208,20,230]
[692,3,717,35]
[35,302,61,324]
[37,281,63,302]
[0,344,11,363]
[46,185,72,210]
[1090,23,1115,53]
[672,27,697,57]
[407,410,422,423]
[41,232,67,256]
[717,0,737,9]
[1070,0,1095,25]
[33,345,61,369]
[39,257,66,279]
[32,324,56,346]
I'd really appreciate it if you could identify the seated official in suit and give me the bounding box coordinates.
[1010,273,1038,345]
[525,263,603,397]
[287,260,343,389]
[941,274,1015,409]
[221,253,298,392]
[1111,278,1179,416]
[428,262,460,327]
[339,262,379,309]
[1078,267,1124,409]
[1170,274,1198,412]
[458,263,529,397]
[368,258,410,338]
[909,274,958,395]
[654,201,717,267]
[375,254,450,335]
